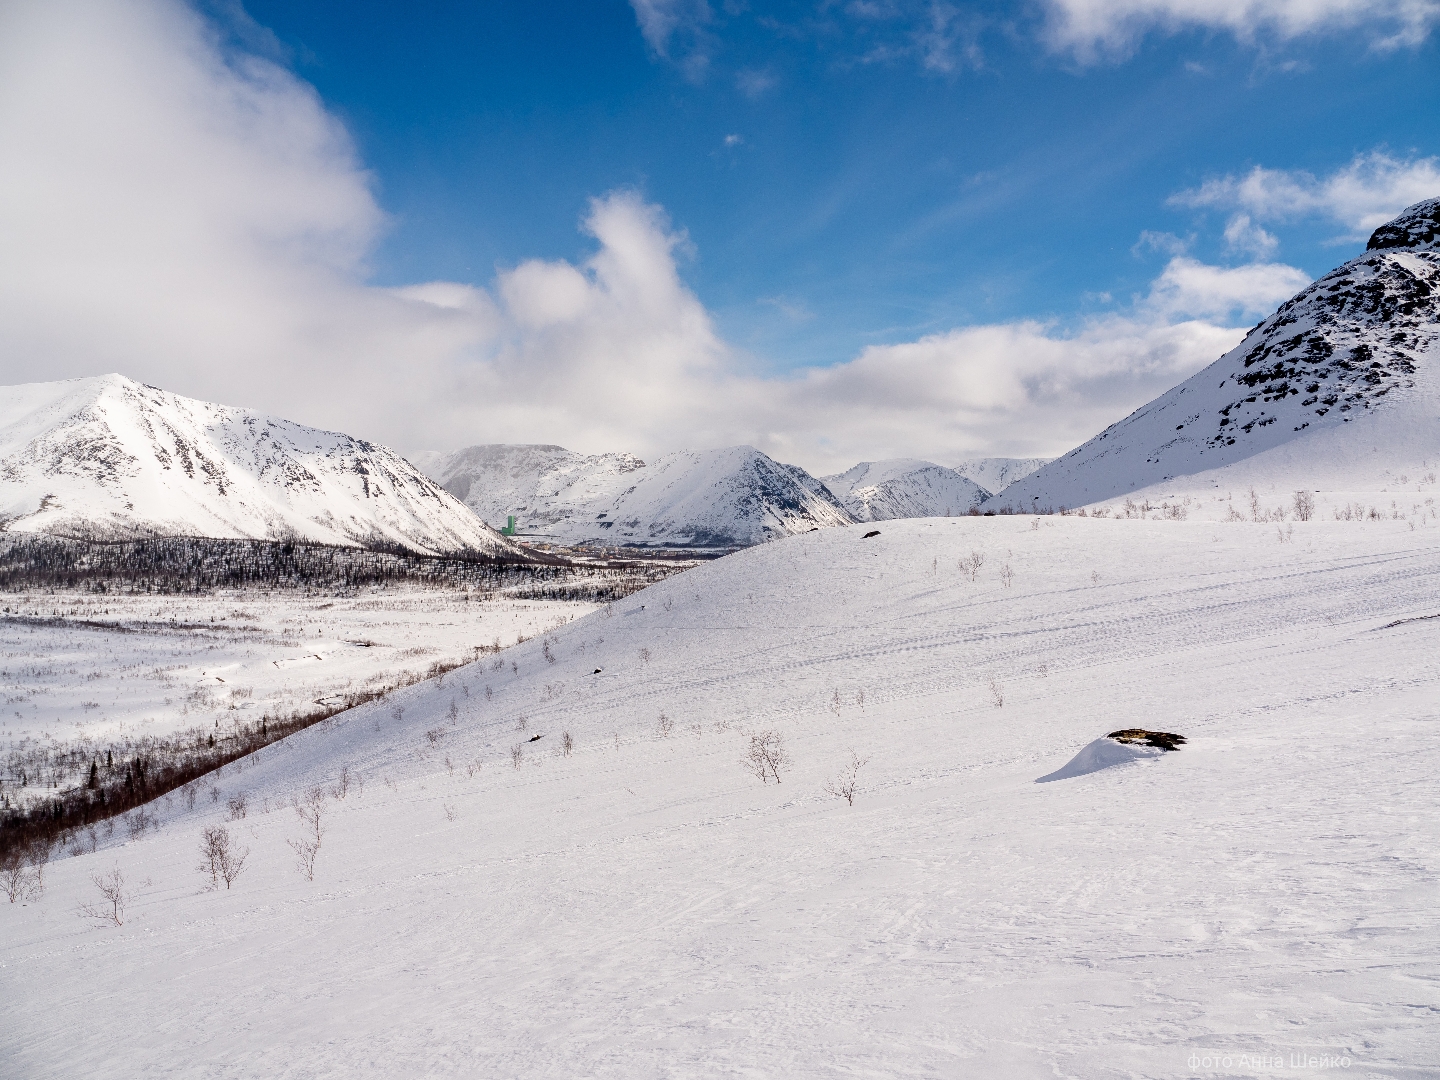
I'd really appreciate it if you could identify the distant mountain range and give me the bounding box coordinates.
[423,444,852,549]
[0,374,525,558]
[12,201,1429,553]
[820,459,988,521]
[987,197,1440,512]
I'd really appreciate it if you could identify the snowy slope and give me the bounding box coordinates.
[0,375,525,557]
[987,198,1440,513]
[821,458,987,520]
[426,442,854,548]
[5,514,1438,1077]
[953,456,1052,497]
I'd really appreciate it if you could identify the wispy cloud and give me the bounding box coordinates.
[1170,151,1440,237]
[1042,0,1440,62]
[629,0,716,80]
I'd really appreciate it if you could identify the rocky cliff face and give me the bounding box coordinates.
[988,198,1440,511]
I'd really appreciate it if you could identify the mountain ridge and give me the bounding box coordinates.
[0,374,527,558]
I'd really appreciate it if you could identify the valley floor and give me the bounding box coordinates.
[2,516,1437,1078]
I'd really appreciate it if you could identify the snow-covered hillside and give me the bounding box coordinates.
[5,515,1438,1077]
[0,375,524,557]
[988,198,1440,513]
[953,456,1051,496]
[425,442,854,548]
[821,458,986,520]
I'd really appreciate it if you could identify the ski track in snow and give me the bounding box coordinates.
[2,516,1438,1078]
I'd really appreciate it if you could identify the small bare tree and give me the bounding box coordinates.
[197,825,249,890]
[987,678,1005,708]
[961,550,985,582]
[639,647,651,663]
[333,764,353,800]
[742,730,791,784]
[999,563,1013,588]
[1,848,42,903]
[287,787,326,881]
[1293,490,1315,521]
[510,743,524,768]
[561,730,574,757]
[823,751,869,806]
[79,865,128,925]
[226,792,248,820]
[656,712,673,737]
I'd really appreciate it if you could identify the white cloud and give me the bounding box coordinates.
[1143,256,1309,321]
[1043,0,1440,59]
[1171,151,1440,235]
[0,0,1290,476]
[1222,213,1279,258]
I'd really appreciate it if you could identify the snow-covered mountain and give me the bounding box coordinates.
[425,443,854,549]
[820,459,987,521]
[0,374,526,558]
[987,198,1440,513]
[952,457,1051,497]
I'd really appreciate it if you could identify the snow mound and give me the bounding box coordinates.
[426,443,853,548]
[821,459,987,521]
[987,197,1440,513]
[0,375,523,558]
[1035,735,1169,782]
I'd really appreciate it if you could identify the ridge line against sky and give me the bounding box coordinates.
[0,0,1436,474]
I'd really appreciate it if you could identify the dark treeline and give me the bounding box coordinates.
[0,534,681,600]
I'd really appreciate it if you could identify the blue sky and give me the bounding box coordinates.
[237,0,1439,368]
[2,0,1438,469]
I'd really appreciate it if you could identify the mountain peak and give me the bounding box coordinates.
[1367,197,1440,252]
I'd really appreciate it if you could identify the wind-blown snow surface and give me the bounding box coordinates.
[988,199,1440,514]
[5,516,1438,1077]
[0,375,522,557]
[426,442,853,548]
[953,456,1052,496]
[821,458,987,520]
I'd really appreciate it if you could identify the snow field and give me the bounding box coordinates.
[2,516,1438,1078]
[1,589,597,800]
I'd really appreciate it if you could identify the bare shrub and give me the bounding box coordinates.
[543,641,556,664]
[126,806,155,839]
[988,678,1005,708]
[999,563,1013,588]
[639,647,651,663]
[447,700,460,724]
[226,792,249,820]
[823,751,869,806]
[287,787,326,881]
[510,743,524,768]
[443,804,457,822]
[197,825,249,890]
[656,712,673,738]
[561,731,574,757]
[1293,490,1315,521]
[79,865,128,925]
[961,550,985,582]
[742,730,791,784]
[425,727,446,746]
[2,847,43,903]
[333,764,353,800]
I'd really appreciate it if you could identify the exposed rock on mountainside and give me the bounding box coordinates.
[820,459,986,521]
[0,375,525,558]
[988,198,1440,511]
[424,443,854,549]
